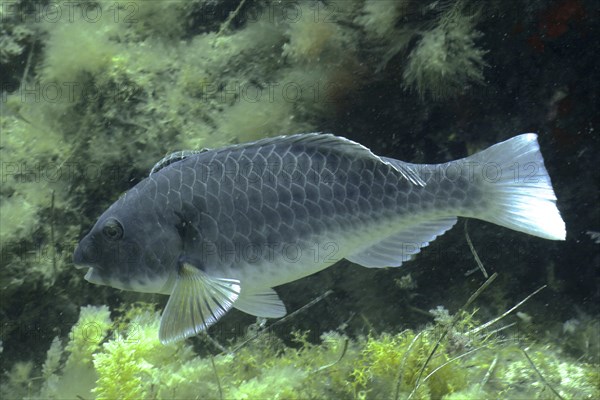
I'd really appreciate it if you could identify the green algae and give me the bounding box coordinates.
[2,301,597,400]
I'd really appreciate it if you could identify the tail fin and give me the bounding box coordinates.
[467,134,566,240]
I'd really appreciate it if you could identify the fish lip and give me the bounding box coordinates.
[84,267,95,281]
[73,261,101,271]
[73,262,88,270]
[83,267,108,286]
[83,266,101,284]
[73,262,98,282]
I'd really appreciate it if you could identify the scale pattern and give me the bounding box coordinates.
[132,136,471,276]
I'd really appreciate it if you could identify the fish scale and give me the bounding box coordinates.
[74,133,566,343]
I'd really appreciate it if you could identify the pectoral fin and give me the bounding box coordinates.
[234,288,287,318]
[159,263,241,344]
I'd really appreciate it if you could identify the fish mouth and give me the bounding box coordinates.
[83,267,105,285]
[72,256,103,283]
[84,267,94,280]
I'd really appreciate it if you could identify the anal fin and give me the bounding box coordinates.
[346,217,457,268]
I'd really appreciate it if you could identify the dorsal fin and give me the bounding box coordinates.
[150,149,207,175]
[213,133,426,187]
[380,157,426,187]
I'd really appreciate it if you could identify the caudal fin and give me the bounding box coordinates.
[468,134,566,240]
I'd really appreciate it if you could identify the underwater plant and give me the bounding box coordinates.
[402,3,487,99]
[2,286,598,400]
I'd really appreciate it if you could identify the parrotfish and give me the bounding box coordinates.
[73,133,565,343]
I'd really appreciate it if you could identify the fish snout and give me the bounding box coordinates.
[72,239,106,271]
[72,244,87,269]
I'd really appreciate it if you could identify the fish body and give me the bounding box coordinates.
[73,133,565,343]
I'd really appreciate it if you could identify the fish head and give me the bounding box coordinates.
[73,193,181,294]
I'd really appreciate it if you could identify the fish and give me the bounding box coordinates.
[73,133,566,343]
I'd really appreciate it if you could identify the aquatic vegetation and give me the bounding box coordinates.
[0,110,76,304]
[402,3,487,99]
[2,301,598,400]
[561,309,600,364]
[40,12,122,84]
[355,0,410,39]
[0,113,70,244]
[37,305,111,399]
[282,1,354,64]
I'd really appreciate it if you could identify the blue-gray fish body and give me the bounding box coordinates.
[73,133,565,343]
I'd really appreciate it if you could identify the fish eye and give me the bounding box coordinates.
[102,218,123,241]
